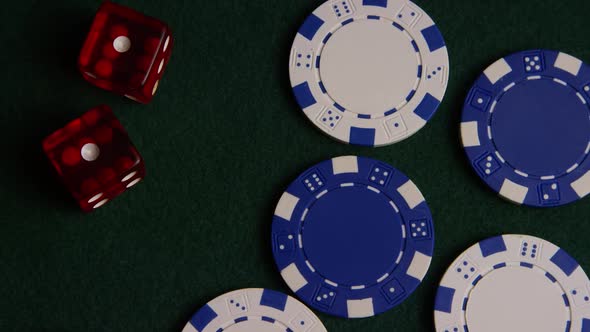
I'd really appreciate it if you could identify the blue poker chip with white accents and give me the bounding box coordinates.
[289,0,449,147]
[272,156,434,318]
[181,288,327,332]
[434,235,590,332]
[461,50,590,207]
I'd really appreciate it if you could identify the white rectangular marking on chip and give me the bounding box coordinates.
[301,208,308,222]
[577,92,587,104]
[553,78,567,86]
[397,180,425,209]
[377,273,389,283]
[341,183,354,187]
[298,234,303,248]
[555,52,582,76]
[406,251,431,281]
[325,279,338,287]
[568,164,579,173]
[305,260,315,272]
[275,192,299,221]
[484,58,512,84]
[367,186,380,194]
[527,75,541,80]
[503,82,516,92]
[586,142,590,154]
[281,263,308,292]
[495,151,506,163]
[571,170,590,198]
[396,251,404,264]
[487,125,492,140]
[332,156,359,174]
[316,189,328,199]
[489,100,497,113]
[347,298,374,318]
[499,179,528,204]
[461,122,480,147]
[541,175,556,180]
[514,170,529,177]
[351,285,365,290]
[389,201,399,213]
[401,224,406,239]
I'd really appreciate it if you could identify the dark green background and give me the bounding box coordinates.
[2,0,590,331]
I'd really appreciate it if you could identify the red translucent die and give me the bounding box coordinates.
[42,105,145,212]
[79,2,173,104]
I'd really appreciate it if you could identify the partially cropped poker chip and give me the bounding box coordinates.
[272,156,434,318]
[461,50,590,207]
[434,234,590,332]
[289,0,449,147]
[182,288,327,332]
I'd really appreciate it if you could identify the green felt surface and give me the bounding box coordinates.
[2,0,590,331]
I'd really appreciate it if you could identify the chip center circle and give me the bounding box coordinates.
[224,320,285,332]
[491,78,590,177]
[465,266,568,332]
[319,19,418,115]
[302,186,403,286]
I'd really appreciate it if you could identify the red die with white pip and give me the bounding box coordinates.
[42,105,145,212]
[78,2,173,103]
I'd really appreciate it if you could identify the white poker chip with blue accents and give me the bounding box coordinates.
[289,0,449,147]
[434,235,590,332]
[182,288,327,332]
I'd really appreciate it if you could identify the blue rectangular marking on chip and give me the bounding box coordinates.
[350,127,376,146]
[566,320,571,332]
[319,81,327,94]
[235,316,248,323]
[479,236,507,257]
[493,263,506,269]
[581,318,590,332]
[462,297,468,311]
[411,40,419,52]
[322,32,332,44]
[563,293,570,307]
[262,316,275,323]
[545,272,557,283]
[316,56,321,69]
[368,15,380,20]
[190,304,218,331]
[414,93,441,121]
[421,25,446,52]
[358,114,371,119]
[260,289,288,311]
[334,103,346,112]
[363,0,387,7]
[405,90,416,102]
[392,22,404,31]
[417,65,422,78]
[298,14,325,41]
[472,275,482,286]
[520,262,533,268]
[551,249,579,276]
[342,18,354,26]
[384,108,397,116]
[293,82,317,109]
[434,286,455,313]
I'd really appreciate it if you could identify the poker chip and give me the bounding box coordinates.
[289,0,449,147]
[461,50,590,207]
[272,156,434,318]
[434,234,590,332]
[182,288,327,332]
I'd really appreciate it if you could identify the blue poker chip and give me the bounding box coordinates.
[434,235,590,332]
[461,50,590,207]
[271,156,434,318]
[182,288,327,332]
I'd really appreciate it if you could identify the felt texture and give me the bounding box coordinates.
[1,0,590,331]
